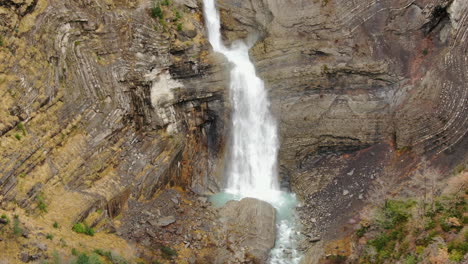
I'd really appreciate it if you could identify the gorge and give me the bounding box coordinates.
[0,0,467,263]
[203,0,301,263]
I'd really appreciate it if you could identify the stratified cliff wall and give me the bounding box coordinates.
[218,0,467,191]
[217,0,468,260]
[220,0,468,200]
[0,0,228,226]
[0,0,467,263]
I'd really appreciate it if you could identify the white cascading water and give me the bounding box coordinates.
[204,1,279,202]
[203,1,302,263]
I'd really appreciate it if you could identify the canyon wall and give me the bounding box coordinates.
[0,0,227,231]
[0,0,467,262]
[218,0,467,192]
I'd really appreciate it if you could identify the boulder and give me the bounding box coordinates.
[219,198,276,263]
[157,216,176,227]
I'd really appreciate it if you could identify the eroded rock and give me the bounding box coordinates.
[219,198,276,263]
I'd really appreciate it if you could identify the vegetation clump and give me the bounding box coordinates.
[160,246,177,259]
[1,214,10,224]
[71,252,102,264]
[357,193,467,263]
[17,122,26,136]
[13,215,22,236]
[36,193,48,213]
[72,222,95,236]
[14,133,22,141]
[151,4,163,19]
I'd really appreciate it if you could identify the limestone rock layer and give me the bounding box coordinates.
[218,0,468,197]
[0,0,226,222]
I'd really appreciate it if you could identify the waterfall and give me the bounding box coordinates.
[203,0,302,263]
[203,0,280,202]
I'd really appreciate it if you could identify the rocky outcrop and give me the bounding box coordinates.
[0,1,228,262]
[0,0,467,262]
[218,0,467,184]
[218,198,277,263]
[217,0,468,261]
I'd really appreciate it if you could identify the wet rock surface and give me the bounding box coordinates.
[219,198,277,263]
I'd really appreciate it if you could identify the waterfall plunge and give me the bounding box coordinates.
[203,0,280,202]
[203,0,302,263]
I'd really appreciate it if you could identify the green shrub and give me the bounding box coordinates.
[160,246,177,259]
[159,18,167,27]
[422,49,428,56]
[1,214,9,224]
[151,5,163,19]
[93,249,112,259]
[37,194,48,213]
[404,255,417,264]
[46,233,54,240]
[379,200,413,229]
[416,230,438,247]
[0,35,3,47]
[448,240,468,255]
[13,215,22,236]
[74,253,90,264]
[53,221,59,228]
[448,250,464,262]
[175,10,182,20]
[440,218,452,232]
[161,0,171,6]
[378,250,391,260]
[177,23,183,31]
[369,234,391,252]
[435,200,444,212]
[356,225,369,237]
[71,252,103,264]
[71,248,79,256]
[72,222,94,236]
[424,219,436,230]
[17,122,26,136]
[14,133,22,141]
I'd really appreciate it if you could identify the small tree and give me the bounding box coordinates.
[410,158,441,219]
[368,167,398,208]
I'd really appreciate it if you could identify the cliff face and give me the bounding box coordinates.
[218,0,468,233]
[0,0,467,263]
[219,0,467,187]
[0,0,229,256]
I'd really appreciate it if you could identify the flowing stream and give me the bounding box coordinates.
[202,0,302,263]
